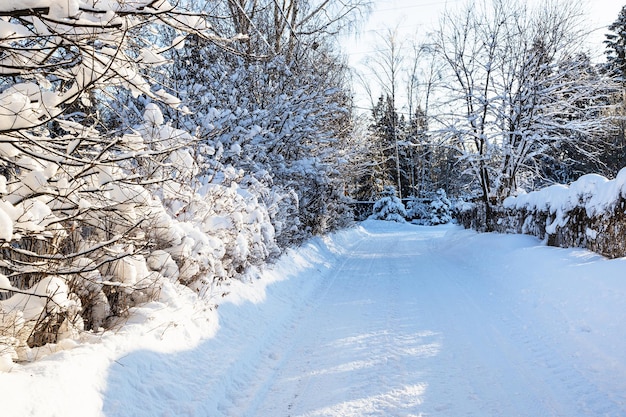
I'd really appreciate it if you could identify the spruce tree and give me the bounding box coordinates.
[605,5,626,81]
[369,186,407,222]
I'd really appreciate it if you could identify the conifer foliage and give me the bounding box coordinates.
[605,5,626,81]
[369,186,407,223]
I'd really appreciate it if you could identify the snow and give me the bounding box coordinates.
[504,168,626,218]
[0,274,15,292]
[1,220,626,416]
[0,203,12,241]
[143,103,164,127]
[138,48,168,66]
[369,186,407,222]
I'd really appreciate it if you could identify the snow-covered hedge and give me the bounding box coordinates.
[0,106,282,365]
[0,77,348,367]
[0,0,355,368]
[457,168,626,258]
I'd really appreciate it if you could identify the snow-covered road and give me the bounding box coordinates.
[102,221,626,417]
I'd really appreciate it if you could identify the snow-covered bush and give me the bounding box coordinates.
[0,108,200,339]
[0,0,360,367]
[458,169,626,258]
[1,276,83,361]
[405,196,429,223]
[0,1,219,358]
[0,106,284,359]
[164,42,354,245]
[163,171,280,292]
[405,190,452,225]
[369,186,407,222]
[427,189,453,225]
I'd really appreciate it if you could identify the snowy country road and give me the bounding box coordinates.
[100,220,626,417]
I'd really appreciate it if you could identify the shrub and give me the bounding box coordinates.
[369,186,407,222]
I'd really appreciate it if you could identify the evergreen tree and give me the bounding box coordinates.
[605,5,626,81]
[369,95,405,197]
[404,106,433,197]
[427,189,452,225]
[604,5,626,177]
[369,186,407,222]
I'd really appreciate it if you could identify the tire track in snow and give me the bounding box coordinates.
[424,229,625,416]
[282,247,380,414]
[213,234,373,415]
[228,224,445,417]
[241,235,383,416]
[225,223,625,416]
[423,260,566,416]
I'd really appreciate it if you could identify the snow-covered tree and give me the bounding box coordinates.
[0,0,221,350]
[603,6,626,178]
[212,0,369,59]
[434,0,616,226]
[367,95,403,197]
[363,29,406,198]
[427,189,452,225]
[405,196,428,222]
[0,0,368,366]
[405,189,452,225]
[160,5,359,244]
[369,186,407,222]
[605,5,626,81]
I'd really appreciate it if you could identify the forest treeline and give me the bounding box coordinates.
[361,1,626,228]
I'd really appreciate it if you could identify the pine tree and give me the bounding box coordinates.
[369,186,407,222]
[369,95,404,197]
[604,6,626,177]
[605,5,626,81]
[427,189,452,225]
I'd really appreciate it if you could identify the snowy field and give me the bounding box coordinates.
[2,220,626,416]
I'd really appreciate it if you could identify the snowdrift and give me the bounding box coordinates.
[0,224,369,417]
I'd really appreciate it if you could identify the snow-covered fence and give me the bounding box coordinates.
[351,190,453,225]
[457,169,626,258]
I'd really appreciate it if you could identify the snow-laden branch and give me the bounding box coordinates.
[434,0,618,217]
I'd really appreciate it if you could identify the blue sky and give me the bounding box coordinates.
[342,0,624,110]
